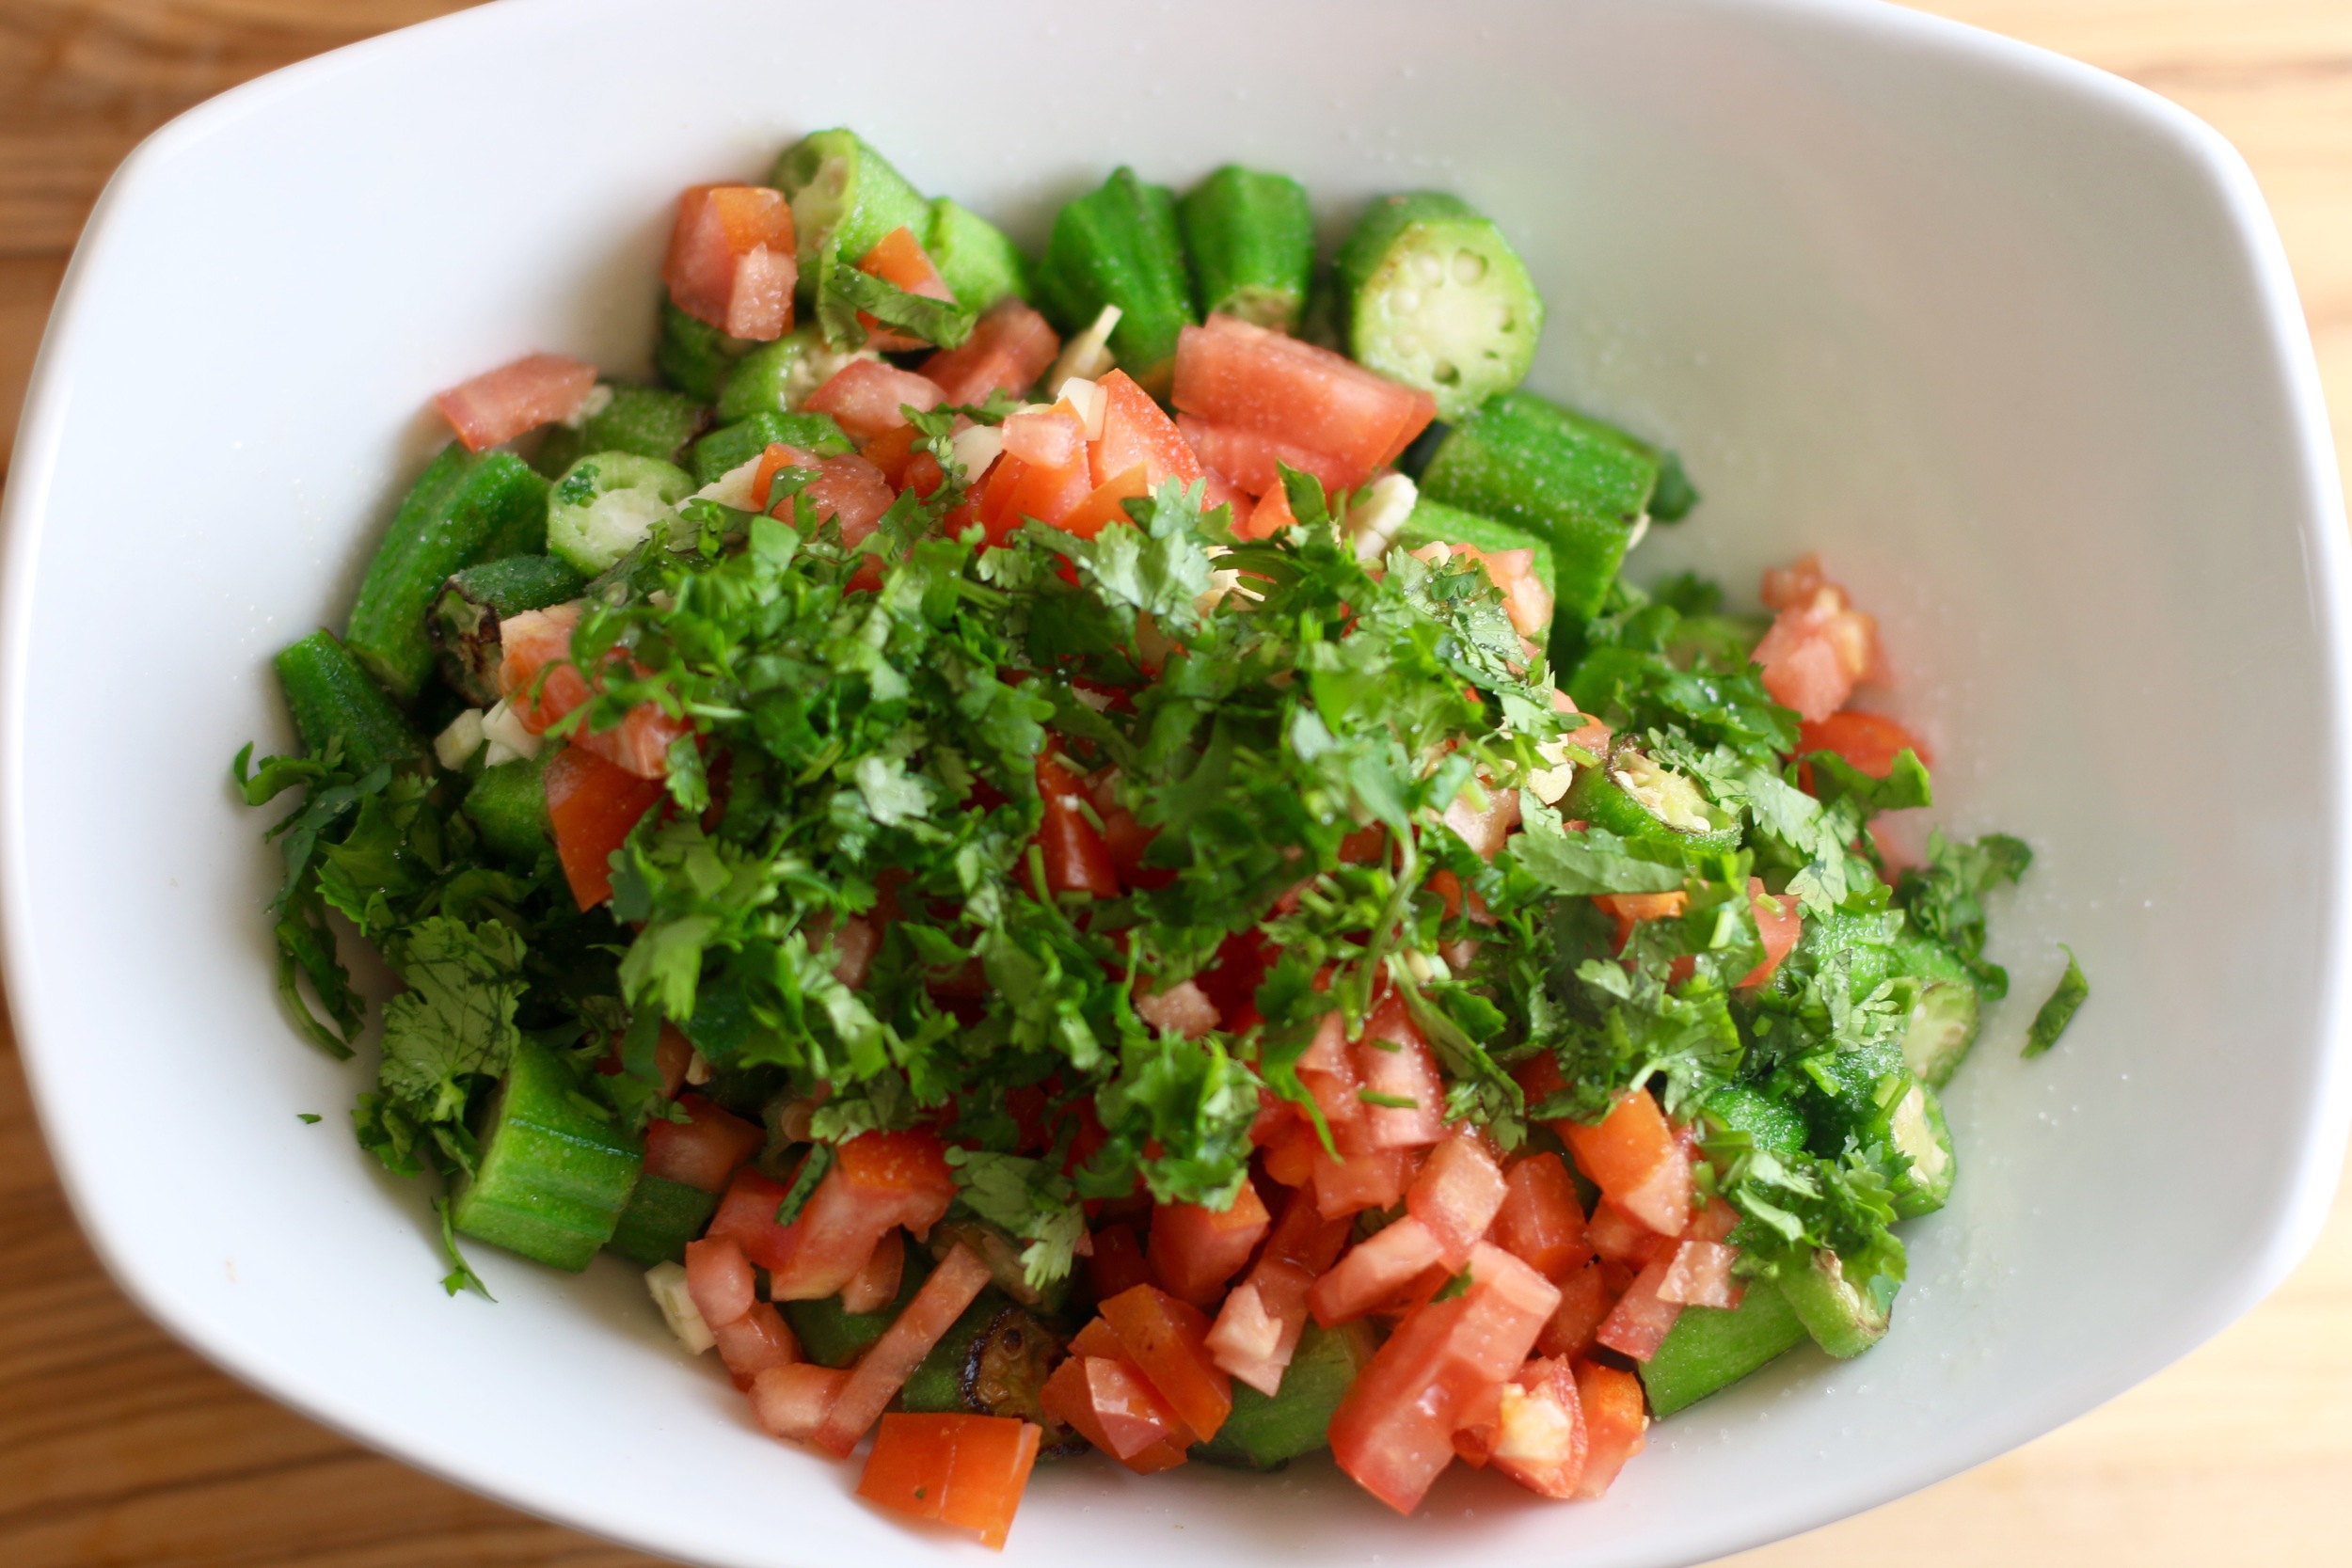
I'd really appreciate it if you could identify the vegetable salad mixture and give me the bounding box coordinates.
[238,131,2079,1545]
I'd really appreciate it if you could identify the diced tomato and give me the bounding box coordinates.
[1240,472,1298,539]
[434,352,599,452]
[684,1235,755,1328]
[1002,404,1087,469]
[1134,978,1219,1039]
[751,1362,847,1442]
[794,453,896,547]
[1171,315,1437,492]
[1740,877,1804,990]
[1752,560,1881,721]
[1536,1260,1617,1361]
[663,184,795,341]
[840,1227,907,1315]
[1085,1223,1153,1302]
[1208,1186,1352,1393]
[714,1300,801,1389]
[1097,1284,1232,1442]
[1200,467,1254,536]
[815,1243,993,1456]
[1035,752,1120,897]
[1310,1215,1444,1326]
[1312,1143,1421,1221]
[1571,1360,1649,1498]
[707,1165,804,1274]
[1406,1133,1508,1269]
[1591,890,1689,952]
[831,915,881,990]
[858,1412,1041,1551]
[1474,546,1554,641]
[1492,1153,1592,1280]
[1091,370,1204,492]
[1583,1200,1669,1268]
[1596,1250,1683,1361]
[1561,1090,1693,1238]
[1354,994,1447,1149]
[542,745,664,910]
[1174,413,1356,498]
[922,298,1060,406]
[1150,1180,1270,1307]
[1059,462,1152,541]
[1656,1239,1741,1308]
[1761,552,1831,610]
[644,1094,763,1194]
[1440,781,1522,860]
[1798,709,1929,775]
[771,1129,958,1301]
[1039,1354,1189,1472]
[1326,1243,1560,1514]
[977,443,1096,543]
[854,226,956,352]
[499,603,691,779]
[803,360,948,443]
[1484,1357,1588,1499]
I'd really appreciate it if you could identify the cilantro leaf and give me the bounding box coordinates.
[945,1148,1087,1291]
[820,265,977,350]
[2022,946,2088,1058]
[374,917,527,1131]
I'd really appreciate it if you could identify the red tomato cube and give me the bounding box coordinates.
[922,298,1060,405]
[663,184,796,341]
[1149,1181,1271,1307]
[1492,1153,1593,1280]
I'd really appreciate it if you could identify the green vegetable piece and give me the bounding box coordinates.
[655,295,758,402]
[607,1173,720,1266]
[2024,947,2089,1058]
[1391,496,1556,601]
[1650,450,1701,522]
[273,629,422,773]
[343,443,550,702]
[448,1037,644,1272]
[1177,166,1314,332]
[546,451,694,576]
[1036,166,1196,397]
[1416,390,1662,631]
[430,555,586,705]
[1564,738,1739,860]
[535,385,708,477]
[1890,932,1984,1086]
[691,410,855,485]
[898,1291,1073,1445]
[1705,1083,1808,1157]
[781,1249,932,1368]
[925,197,1033,312]
[771,129,931,304]
[1640,1281,1809,1417]
[1193,1319,1376,1471]
[1776,1247,1893,1360]
[717,324,873,422]
[1335,191,1545,420]
[1887,1080,1956,1219]
[462,754,551,863]
[1790,1033,1909,1153]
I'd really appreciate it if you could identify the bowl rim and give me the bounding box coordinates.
[5,0,2349,1563]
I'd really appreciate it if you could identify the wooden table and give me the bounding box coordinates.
[3,3,2348,1563]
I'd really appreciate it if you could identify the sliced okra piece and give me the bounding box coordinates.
[781,1249,933,1368]
[342,443,550,702]
[1390,495,1556,599]
[461,752,552,864]
[1415,390,1662,630]
[274,628,422,773]
[1563,736,1739,860]
[1177,165,1314,333]
[1036,166,1195,397]
[606,1173,721,1267]
[1775,1247,1894,1360]
[691,410,854,486]
[448,1037,644,1272]
[1335,191,1545,420]
[1892,932,1985,1087]
[924,197,1033,312]
[546,451,694,577]
[717,323,874,422]
[430,555,586,705]
[655,294,759,402]
[535,384,709,476]
[1703,1082,1809,1158]
[1639,1280,1809,1417]
[898,1290,1078,1449]
[1193,1319,1376,1470]
[1887,1079,1956,1219]
[771,129,931,305]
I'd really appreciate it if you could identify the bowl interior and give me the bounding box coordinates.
[5,1,2345,1565]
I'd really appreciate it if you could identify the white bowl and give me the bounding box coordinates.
[6,0,2348,1563]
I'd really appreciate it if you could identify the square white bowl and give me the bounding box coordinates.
[5,1,2348,1565]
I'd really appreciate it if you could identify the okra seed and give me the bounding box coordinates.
[1452,248,1489,284]
[1391,289,1422,316]
[1412,250,1446,286]
[1433,361,1460,385]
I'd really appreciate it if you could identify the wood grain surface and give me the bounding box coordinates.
[2,4,2348,1564]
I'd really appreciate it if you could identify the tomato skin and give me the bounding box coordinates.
[1536,1259,1617,1360]
[713,1300,800,1389]
[839,1227,908,1315]
[1406,1132,1509,1269]
[663,184,795,341]
[750,1362,847,1442]
[1171,314,1437,488]
[1096,1284,1233,1443]
[1034,753,1120,896]
[499,603,690,779]
[1040,1354,1190,1472]
[1799,708,1928,777]
[1354,994,1447,1150]
[858,1413,1042,1550]
[1583,1199,1670,1267]
[1491,1153,1593,1280]
[1149,1180,1271,1307]
[684,1235,755,1327]
[1570,1360,1649,1498]
[1739,877,1804,989]
[771,1129,957,1301]
[1752,560,1881,721]
[644,1093,763,1193]
[1239,471,1297,538]
[1002,403,1087,468]
[977,446,1096,543]
[1595,1249,1684,1361]
[922,298,1060,405]
[1058,462,1152,541]
[1085,1223,1153,1302]
[1207,1186,1353,1392]
[1091,370,1204,491]
[1561,1090,1692,1238]
[543,745,664,910]
[803,360,947,443]
[706,1166,804,1274]
[1309,1214,1444,1326]
[435,353,600,451]
[1175,413,1356,498]
[815,1243,994,1456]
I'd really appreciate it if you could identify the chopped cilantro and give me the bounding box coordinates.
[2023,947,2089,1058]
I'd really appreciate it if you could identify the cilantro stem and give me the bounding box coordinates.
[1355,828,1422,1023]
